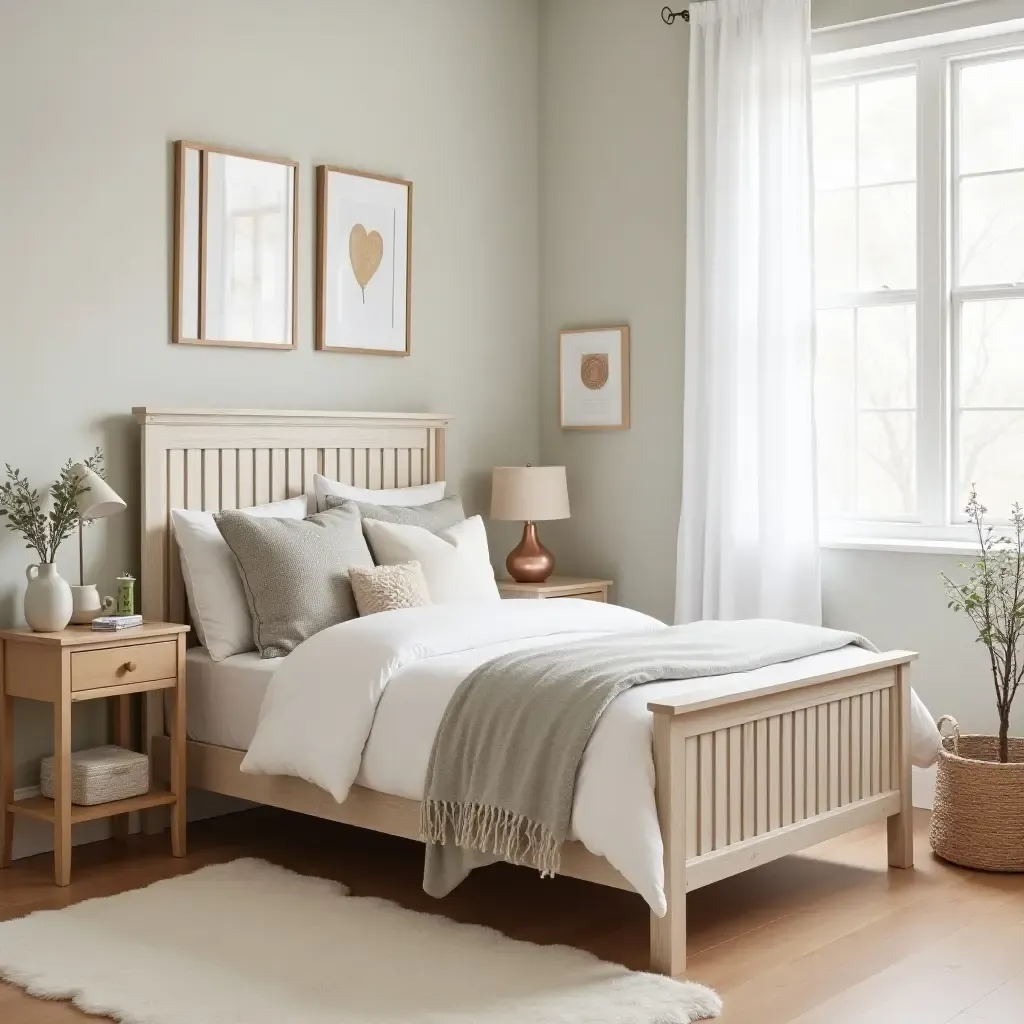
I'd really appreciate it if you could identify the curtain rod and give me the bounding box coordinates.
[661,2,715,25]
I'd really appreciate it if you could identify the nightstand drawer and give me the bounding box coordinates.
[573,591,606,602]
[71,641,177,693]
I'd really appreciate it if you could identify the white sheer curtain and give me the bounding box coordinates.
[675,0,821,625]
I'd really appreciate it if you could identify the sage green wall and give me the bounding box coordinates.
[538,0,688,621]
[0,0,540,804]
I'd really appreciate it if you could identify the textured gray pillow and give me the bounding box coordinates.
[324,494,466,534]
[214,504,374,658]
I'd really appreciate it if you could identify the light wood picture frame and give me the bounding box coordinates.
[559,325,631,430]
[172,141,299,350]
[316,165,412,356]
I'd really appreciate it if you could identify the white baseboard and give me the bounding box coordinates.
[913,765,936,810]
[10,785,252,862]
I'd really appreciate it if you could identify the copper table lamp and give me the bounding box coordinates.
[490,466,570,583]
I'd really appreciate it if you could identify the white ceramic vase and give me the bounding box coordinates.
[70,584,116,624]
[24,562,74,632]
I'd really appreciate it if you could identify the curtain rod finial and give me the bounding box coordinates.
[662,6,690,24]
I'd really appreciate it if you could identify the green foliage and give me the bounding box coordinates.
[941,490,1023,762]
[0,449,105,564]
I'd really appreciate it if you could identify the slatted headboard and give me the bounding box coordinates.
[133,408,451,625]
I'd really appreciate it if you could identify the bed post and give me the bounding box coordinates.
[138,414,171,836]
[650,710,688,976]
[887,662,915,869]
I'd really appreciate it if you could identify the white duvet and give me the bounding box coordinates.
[241,601,940,915]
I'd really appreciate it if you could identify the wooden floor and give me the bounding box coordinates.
[1,807,1022,1022]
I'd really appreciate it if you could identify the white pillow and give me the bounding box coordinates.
[361,516,501,604]
[313,474,445,513]
[171,496,307,661]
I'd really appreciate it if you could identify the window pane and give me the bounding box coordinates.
[814,84,856,190]
[958,411,1024,515]
[959,57,1024,176]
[816,309,856,518]
[857,305,916,410]
[813,70,919,524]
[859,183,916,290]
[816,305,917,520]
[959,171,1024,286]
[815,188,857,296]
[858,74,916,187]
[957,297,1024,518]
[858,412,916,518]
[959,299,1024,408]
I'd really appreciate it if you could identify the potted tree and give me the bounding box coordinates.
[935,491,1024,871]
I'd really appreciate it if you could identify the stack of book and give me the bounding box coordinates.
[91,615,144,632]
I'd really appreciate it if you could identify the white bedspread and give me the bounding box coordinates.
[241,601,940,914]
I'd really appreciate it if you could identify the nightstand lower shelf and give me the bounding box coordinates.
[8,788,176,826]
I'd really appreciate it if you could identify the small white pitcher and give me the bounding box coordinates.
[70,584,116,625]
[24,562,74,632]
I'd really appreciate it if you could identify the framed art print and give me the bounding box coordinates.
[173,141,298,349]
[316,165,412,355]
[559,325,630,430]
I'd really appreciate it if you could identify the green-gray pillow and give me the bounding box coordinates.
[214,504,374,658]
[323,494,466,534]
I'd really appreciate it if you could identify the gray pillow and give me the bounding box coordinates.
[324,494,466,534]
[214,504,374,658]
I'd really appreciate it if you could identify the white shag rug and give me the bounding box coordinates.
[0,858,720,1023]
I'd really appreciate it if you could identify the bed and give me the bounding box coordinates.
[136,406,921,976]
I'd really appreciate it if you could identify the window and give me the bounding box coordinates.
[954,56,1024,516]
[813,25,1024,539]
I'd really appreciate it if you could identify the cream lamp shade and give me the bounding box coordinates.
[490,466,570,522]
[70,463,127,598]
[72,464,126,520]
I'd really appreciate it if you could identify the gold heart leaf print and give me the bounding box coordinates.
[349,223,384,303]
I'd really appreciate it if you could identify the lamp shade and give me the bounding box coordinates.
[490,466,570,522]
[71,464,126,520]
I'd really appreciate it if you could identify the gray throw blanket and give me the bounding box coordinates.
[421,618,874,897]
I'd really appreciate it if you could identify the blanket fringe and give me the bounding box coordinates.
[421,800,562,877]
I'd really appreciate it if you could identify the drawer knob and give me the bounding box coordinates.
[123,660,137,673]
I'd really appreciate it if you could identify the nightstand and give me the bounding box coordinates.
[0,621,189,885]
[496,577,612,602]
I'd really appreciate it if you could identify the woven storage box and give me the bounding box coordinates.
[40,745,150,806]
[930,716,1024,873]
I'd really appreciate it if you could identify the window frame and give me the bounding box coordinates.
[814,25,1024,546]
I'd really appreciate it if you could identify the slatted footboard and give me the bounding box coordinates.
[648,651,916,976]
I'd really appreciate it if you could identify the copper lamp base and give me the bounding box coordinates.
[506,521,555,583]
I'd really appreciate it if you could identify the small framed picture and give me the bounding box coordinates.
[559,325,630,430]
[316,165,412,355]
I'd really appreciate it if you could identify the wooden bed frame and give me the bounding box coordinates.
[134,407,917,977]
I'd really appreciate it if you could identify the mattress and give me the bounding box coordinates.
[185,639,892,797]
[183,637,594,795]
[184,647,277,751]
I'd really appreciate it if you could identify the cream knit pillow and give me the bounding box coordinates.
[349,561,432,616]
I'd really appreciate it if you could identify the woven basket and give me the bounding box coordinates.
[40,745,150,807]
[930,715,1024,872]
